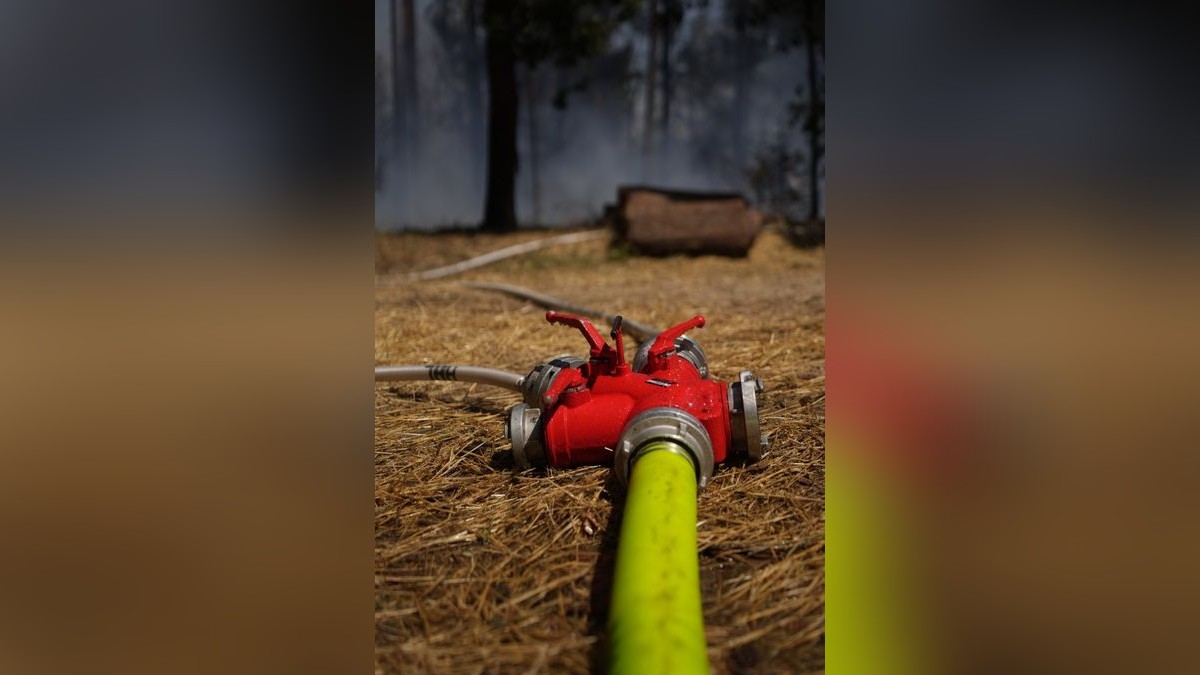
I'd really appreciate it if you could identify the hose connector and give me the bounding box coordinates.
[615,407,715,491]
[521,355,585,408]
[729,370,768,461]
[506,403,545,469]
[632,335,709,378]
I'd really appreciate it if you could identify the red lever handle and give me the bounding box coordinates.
[649,315,706,358]
[546,311,629,373]
[545,311,609,359]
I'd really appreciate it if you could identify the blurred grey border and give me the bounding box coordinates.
[833,2,1200,674]
[0,1,372,674]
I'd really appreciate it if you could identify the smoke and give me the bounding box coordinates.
[376,0,806,230]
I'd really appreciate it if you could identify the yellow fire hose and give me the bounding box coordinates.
[607,441,710,674]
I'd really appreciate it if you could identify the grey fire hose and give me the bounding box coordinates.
[373,365,525,392]
[459,281,661,342]
[376,282,665,393]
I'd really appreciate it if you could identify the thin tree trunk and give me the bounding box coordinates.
[642,0,658,178]
[402,0,419,161]
[389,0,420,195]
[659,12,672,164]
[526,66,542,226]
[375,53,387,191]
[388,0,405,176]
[482,0,519,232]
[464,0,485,196]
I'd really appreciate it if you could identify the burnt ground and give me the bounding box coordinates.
[375,228,824,673]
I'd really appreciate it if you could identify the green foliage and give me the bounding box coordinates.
[480,0,639,113]
[735,0,822,50]
[487,0,640,68]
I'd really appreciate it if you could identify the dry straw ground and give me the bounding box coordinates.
[375,228,824,673]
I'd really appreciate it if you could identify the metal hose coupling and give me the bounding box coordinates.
[615,407,715,491]
[505,403,545,470]
[729,370,768,461]
[632,335,709,378]
[521,355,585,408]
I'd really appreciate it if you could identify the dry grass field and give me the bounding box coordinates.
[374,227,824,673]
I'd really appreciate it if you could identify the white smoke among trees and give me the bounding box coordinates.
[376,0,816,230]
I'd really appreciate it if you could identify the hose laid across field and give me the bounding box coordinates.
[393,230,609,282]
[373,364,525,392]
[373,280,664,392]
[461,281,661,342]
[607,440,710,675]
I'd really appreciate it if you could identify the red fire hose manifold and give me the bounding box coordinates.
[506,311,767,488]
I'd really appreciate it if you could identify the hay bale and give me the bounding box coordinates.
[615,185,764,257]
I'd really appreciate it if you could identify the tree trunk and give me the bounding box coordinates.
[482,0,519,232]
[526,66,542,226]
[375,53,387,192]
[389,0,419,192]
[464,0,485,196]
[659,12,672,163]
[642,0,658,179]
[388,0,404,175]
[402,0,419,159]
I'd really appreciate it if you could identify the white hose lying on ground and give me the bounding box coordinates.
[389,230,609,282]
[373,365,525,392]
